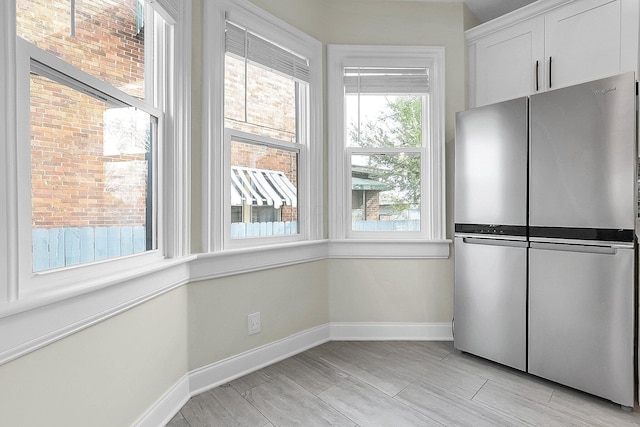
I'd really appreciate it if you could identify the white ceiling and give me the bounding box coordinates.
[378,0,538,23]
[463,0,538,22]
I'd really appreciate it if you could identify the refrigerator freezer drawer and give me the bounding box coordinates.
[454,236,527,371]
[529,244,634,406]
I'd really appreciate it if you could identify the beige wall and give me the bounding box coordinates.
[329,258,453,322]
[188,261,329,369]
[0,287,188,426]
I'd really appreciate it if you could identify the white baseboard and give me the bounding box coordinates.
[136,321,452,425]
[133,373,190,427]
[330,322,453,341]
[189,323,331,395]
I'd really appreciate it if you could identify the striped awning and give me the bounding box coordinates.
[352,177,391,191]
[231,166,297,209]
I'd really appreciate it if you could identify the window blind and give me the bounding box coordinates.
[225,22,310,83]
[344,67,429,94]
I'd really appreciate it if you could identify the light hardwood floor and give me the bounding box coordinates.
[166,341,640,426]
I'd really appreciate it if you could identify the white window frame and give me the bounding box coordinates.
[15,37,165,296]
[202,0,323,254]
[0,0,191,324]
[328,45,449,258]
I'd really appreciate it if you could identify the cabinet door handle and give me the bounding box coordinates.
[548,56,552,88]
[535,60,539,91]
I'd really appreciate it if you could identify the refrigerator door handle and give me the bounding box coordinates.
[530,242,617,255]
[462,237,529,248]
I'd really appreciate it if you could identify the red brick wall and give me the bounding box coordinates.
[17,0,145,98]
[365,191,380,221]
[224,55,297,143]
[17,0,148,229]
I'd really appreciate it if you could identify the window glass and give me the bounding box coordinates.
[16,0,146,99]
[346,95,424,148]
[30,72,154,272]
[337,61,434,238]
[224,54,298,142]
[230,139,298,239]
[351,154,420,232]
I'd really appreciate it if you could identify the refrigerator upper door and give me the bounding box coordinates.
[455,97,528,228]
[530,72,636,232]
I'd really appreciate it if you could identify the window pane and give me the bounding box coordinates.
[230,139,298,239]
[225,54,299,142]
[346,95,423,148]
[351,154,420,232]
[17,0,147,99]
[30,73,155,272]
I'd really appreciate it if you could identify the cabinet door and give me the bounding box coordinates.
[474,17,544,107]
[545,0,634,90]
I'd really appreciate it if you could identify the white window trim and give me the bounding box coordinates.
[327,45,450,258]
[1,0,17,304]
[0,0,192,363]
[201,0,323,255]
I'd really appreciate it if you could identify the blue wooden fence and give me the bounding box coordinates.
[352,219,420,231]
[231,221,297,238]
[230,220,419,238]
[32,226,147,272]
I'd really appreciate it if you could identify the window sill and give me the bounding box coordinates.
[328,239,452,259]
[190,240,329,281]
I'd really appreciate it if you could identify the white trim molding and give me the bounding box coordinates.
[0,0,17,304]
[164,0,192,259]
[188,323,331,395]
[330,322,454,341]
[465,0,573,42]
[133,374,191,427]
[190,240,328,282]
[328,239,451,259]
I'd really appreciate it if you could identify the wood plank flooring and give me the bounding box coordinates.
[166,341,640,426]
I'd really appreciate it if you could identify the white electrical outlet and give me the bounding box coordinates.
[248,312,261,335]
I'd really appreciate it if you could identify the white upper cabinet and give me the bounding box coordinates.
[474,18,544,106]
[467,0,639,107]
[545,0,636,90]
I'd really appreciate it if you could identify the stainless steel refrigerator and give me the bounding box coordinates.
[454,97,529,372]
[528,72,636,407]
[454,72,637,407]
